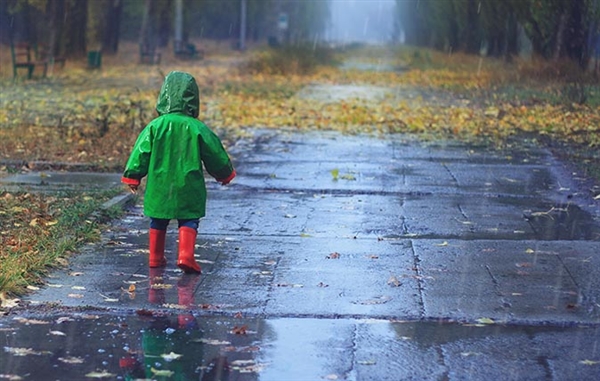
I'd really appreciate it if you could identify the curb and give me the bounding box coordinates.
[101,192,136,211]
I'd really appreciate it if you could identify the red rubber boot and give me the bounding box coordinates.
[149,228,167,268]
[177,227,201,274]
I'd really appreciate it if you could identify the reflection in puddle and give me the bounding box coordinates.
[523,203,600,240]
[2,315,599,380]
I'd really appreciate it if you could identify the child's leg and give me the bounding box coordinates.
[148,218,170,267]
[176,219,201,274]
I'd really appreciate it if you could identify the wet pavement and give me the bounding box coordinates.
[2,129,600,380]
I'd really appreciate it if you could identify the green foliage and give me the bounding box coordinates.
[245,44,340,75]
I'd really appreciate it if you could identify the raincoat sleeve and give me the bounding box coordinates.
[199,128,236,185]
[122,125,153,186]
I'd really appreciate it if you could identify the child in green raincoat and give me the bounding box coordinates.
[122,71,236,274]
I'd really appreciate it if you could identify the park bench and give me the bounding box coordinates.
[35,44,67,69]
[10,42,47,79]
[139,43,161,64]
[174,40,204,60]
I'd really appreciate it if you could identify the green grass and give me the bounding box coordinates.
[0,188,124,297]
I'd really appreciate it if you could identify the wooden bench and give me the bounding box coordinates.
[35,44,67,69]
[174,40,204,60]
[10,42,48,79]
[140,43,161,64]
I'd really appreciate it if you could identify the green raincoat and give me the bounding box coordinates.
[122,71,235,219]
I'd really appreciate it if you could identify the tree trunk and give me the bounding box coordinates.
[87,0,109,52]
[103,0,123,53]
[140,0,155,48]
[63,0,87,56]
[553,12,567,61]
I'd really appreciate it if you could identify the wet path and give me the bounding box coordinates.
[3,130,600,380]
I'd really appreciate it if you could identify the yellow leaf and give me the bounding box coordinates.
[161,351,183,361]
[580,360,600,366]
[85,371,115,378]
[476,317,495,325]
[435,241,449,247]
[128,284,136,293]
[46,220,58,226]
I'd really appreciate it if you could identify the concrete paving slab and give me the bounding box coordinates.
[6,129,600,380]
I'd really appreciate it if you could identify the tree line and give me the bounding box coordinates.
[1,0,330,58]
[397,0,600,68]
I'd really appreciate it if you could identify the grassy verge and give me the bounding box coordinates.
[0,188,124,297]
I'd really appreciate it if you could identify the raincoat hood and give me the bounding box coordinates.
[155,71,199,118]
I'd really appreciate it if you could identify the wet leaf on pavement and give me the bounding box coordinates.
[49,330,66,336]
[387,275,401,287]
[476,317,495,325]
[85,370,116,378]
[327,252,340,259]
[4,347,52,356]
[195,338,231,345]
[353,295,392,305]
[580,360,600,366]
[13,318,49,325]
[161,352,183,361]
[58,356,84,364]
[232,325,248,335]
[150,368,174,377]
[357,360,377,365]
[0,373,23,380]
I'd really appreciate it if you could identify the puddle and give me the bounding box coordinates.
[0,172,121,190]
[340,59,405,72]
[523,203,600,241]
[296,84,392,102]
[2,314,598,380]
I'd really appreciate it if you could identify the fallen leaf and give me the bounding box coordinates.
[327,252,340,259]
[4,347,52,356]
[67,293,84,299]
[195,338,231,345]
[58,356,84,364]
[161,352,183,361]
[150,368,174,377]
[580,359,600,365]
[357,360,377,365]
[49,330,66,336]
[13,318,49,325]
[476,317,495,325]
[435,241,449,247]
[0,293,20,308]
[232,325,248,335]
[128,284,136,293]
[85,370,115,378]
[387,275,401,287]
[353,296,392,305]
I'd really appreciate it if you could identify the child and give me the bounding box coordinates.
[121,71,236,274]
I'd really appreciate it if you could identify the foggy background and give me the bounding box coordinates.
[328,0,397,44]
